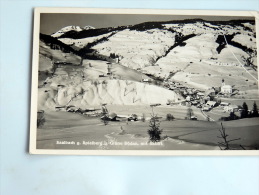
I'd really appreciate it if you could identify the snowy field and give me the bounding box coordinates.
[37,106,259,150]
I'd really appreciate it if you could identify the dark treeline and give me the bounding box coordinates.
[216,34,254,54]
[129,18,255,31]
[78,32,116,58]
[40,33,118,62]
[40,33,79,55]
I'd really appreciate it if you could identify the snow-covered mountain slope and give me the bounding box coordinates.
[51,25,95,38]
[38,19,258,108]
[80,21,256,80]
[81,59,151,81]
[152,33,250,78]
[50,20,256,73]
[92,29,175,69]
[38,34,82,85]
[51,26,84,38]
[38,80,182,110]
[39,39,81,65]
[39,53,53,72]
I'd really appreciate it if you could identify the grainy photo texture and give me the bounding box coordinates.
[30,8,259,155]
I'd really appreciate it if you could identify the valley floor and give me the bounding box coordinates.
[36,106,259,150]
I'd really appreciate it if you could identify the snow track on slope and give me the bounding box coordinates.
[223,34,258,81]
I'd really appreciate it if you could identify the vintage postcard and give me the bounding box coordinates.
[30,8,259,155]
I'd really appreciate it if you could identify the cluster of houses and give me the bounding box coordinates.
[55,104,141,122]
[164,79,237,113]
[55,105,101,116]
[140,74,237,115]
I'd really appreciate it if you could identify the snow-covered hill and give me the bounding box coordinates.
[52,20,256,72]
[38,80,182,110]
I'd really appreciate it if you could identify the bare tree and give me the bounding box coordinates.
[217,123,240,150]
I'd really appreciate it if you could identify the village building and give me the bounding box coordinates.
[205,87,216,98]
[57,84,65,89]
[177,84,185,89]
[194,95,200,100]
[202,106,210,111]
[66,105,76,112]
[55,106,66,111]
[224,105,239,112]
[142,78,151,83]
[190,115,198,120]
[196,92,205,99]
[191,100,198,105]
[220,79,232,94]
[169,86,176,90]
[206,101,217,108]
[185,96,194,102]
[220,102,230,107]
[141,75,152,83]
[185,96,191,101]
[186,88,194,95]
[221,85,232,94]
[170,101,182,106]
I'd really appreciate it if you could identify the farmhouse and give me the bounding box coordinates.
[55,106,66,111]
[142,78,152,83]
[224,105,239,112]
[220,102,230,106]
[57,84,65,89]
[65,105,77,112]
[185,96,192,102]
[202,106,210,111]
[197,92,205,97]
[206,101,217,108]
[190,116,198,120]
[191,99,198,105]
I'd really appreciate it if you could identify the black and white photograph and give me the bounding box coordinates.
[30,8,259,155]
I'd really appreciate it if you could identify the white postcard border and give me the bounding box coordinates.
[30,7,259,155]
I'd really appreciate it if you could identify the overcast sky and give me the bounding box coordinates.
[40,13,254,35]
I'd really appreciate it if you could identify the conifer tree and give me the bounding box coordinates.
[241,102,249,118]
[148,107,163,142]
[252,101,259,117]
